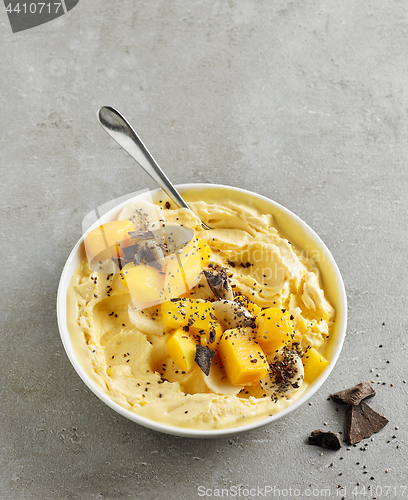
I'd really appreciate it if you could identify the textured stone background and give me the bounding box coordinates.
[1,1,407,498]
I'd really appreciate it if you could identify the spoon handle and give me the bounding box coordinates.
[98,106,192,212]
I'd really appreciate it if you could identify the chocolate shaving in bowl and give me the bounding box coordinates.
[128,230,155,240]
[242,318,256,329]
[346,401,389,445]
[135,244,162,270]
[122,243,140,262]
[308,430,342,451]
[111,244,139,269]
[331,382,375,406]
[195,344,215,376]
[204,267,230,299]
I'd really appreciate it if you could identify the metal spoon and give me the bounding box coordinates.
[97,106,211,230]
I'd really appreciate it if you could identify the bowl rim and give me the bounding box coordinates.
[57,183,347,438]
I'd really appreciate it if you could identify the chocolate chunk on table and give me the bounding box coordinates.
[331,382,375,406]
[308,430,342,451]
[346,401,389,445]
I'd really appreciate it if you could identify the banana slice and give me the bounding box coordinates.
[203,355,244,394]
[128,304,167,336]
[175,357,243,395]
[185,354,243,395]
[211,300,255,330]
[185,273,215,301]
[261,348,304,398]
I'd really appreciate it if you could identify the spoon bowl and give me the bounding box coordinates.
[98,106,211,230]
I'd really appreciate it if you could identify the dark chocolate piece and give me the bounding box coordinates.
[195,344,215,376]
[331,383,375,406]
[346,401,389,445]
[122,243,140,261]
[308,430,342,451]
[111,246,139,269]
[135,244,162,270]
[242,319,256,329]
[128,230,155,240]
[204,266,230,299]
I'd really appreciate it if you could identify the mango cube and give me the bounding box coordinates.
[198,323,223,349]
[85,220,134,263]
[120,262,165,304]
[256,308,296,354]
[161,298,222,349]
[218,327,268,385]
[166,328,197,372]
[303,347,329,382]
[163,238,211,298]
[164,253,188,296]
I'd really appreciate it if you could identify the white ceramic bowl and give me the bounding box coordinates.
[57,184,347,438]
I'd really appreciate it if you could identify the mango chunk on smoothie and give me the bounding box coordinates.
[167,328,197,372]
[198,323,223,349]
[164,238,211,297]
[161,298,214,329]
[161,298,222,348]
[255,308,296,354]
[303,347,329,382]
[218,328,268,385]
[120,262,165,304]
[85,220,134,262]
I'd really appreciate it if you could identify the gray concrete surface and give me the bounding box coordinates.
[1,1,408,498]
